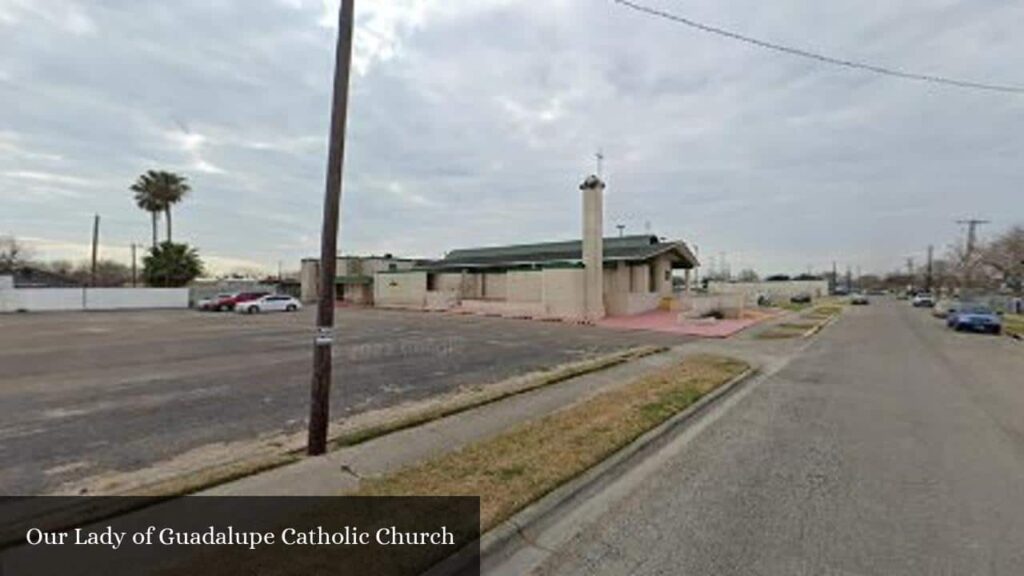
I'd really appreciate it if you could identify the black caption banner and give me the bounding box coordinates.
[0,496,479,576]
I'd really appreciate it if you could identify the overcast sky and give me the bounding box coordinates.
[2,0,1022,275]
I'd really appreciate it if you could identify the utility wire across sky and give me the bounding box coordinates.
[613,0,1024,95]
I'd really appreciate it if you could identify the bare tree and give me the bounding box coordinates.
[736,268,760,282]
[41,259,75,277]
[982,225,1024,294]
[945,241,987,292]
[73,260,131,287]
[0,235,32,272]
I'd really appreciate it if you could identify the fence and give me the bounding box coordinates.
[0,276,188,312]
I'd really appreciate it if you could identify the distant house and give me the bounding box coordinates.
[2,266,81,288]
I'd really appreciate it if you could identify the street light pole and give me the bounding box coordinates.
[90,214,100,287]
[308,0,356,456]
[131,243,138,287]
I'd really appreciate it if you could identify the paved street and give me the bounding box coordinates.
[531,299,1024,575]
[0,308,683,495]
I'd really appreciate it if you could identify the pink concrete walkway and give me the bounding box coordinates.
[597,309,769,338]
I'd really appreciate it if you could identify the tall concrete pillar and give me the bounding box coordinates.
[299,259,320,303]
[580,175,605,321]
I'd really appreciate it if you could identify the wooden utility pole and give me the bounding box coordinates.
[956,218,989,290]
[131,243,140,287]
[90,214,100,287]
[925,245,934,293]
[308,0,356,456]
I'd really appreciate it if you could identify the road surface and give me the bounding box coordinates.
[531,299,1024,575]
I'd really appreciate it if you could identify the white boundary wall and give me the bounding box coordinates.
[707,280,829,300]
[0,277,189,312]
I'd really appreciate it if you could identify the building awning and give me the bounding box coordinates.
[335,275,373,285]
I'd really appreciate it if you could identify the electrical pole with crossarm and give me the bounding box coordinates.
[956,218,990,291]
[308,0,356,456]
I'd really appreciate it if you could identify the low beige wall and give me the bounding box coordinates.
[480,272,507,300]
[677,293,747,319]
[506,270,542,303]
[606,291,663,316]
[541,268,586,320]
[708,280,829,300]
[459,299,546,318]
[425,291,458,310]
[374,271,427,308]
[434,273,468,295]
[0,281,190,313]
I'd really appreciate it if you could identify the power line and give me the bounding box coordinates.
[612,0,1024,95]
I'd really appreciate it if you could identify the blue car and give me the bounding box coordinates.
[947,305,1002,334]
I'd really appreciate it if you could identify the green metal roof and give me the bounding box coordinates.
[335,275,373,285]
[417,234,698,271]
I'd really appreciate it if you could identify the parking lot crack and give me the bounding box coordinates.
[339,463,363,480]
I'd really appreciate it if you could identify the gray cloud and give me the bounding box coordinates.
[1,0,1022,274]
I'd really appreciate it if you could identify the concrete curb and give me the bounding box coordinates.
[474,363,757,569]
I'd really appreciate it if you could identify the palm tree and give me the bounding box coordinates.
[130,170,191,245]
[142,242,204,287]
[131,174,164,248]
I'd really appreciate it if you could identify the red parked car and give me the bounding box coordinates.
[201,292,268,312]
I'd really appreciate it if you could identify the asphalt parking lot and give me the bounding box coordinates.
[0,307,685,494]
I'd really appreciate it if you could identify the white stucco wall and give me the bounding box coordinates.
[602,260,673,316]
[677,293,747,319]
[299,260,319,302]
[707,280,829,300]
[0,279,189,313]
[653,255,674,296]
[85,288,189,310]
[0,275,16,310]
[506,270,542,303]
[629,264,650,293]
[541,268,586,320]
[479,272,507,300]
[374,271,428,308]
[434,273,469,295]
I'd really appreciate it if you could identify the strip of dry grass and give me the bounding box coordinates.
[755,304,843,340]
[806,304,844,318]
[1004,314,1023,338]
[754,328,808,340]
[355,354,749,530]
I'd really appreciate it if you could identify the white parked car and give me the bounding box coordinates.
[236,294,302,314]
[911,293,935,308]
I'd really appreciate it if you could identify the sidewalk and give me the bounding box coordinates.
[597,309,777,338]
[204,332,800,497]
[204,346,703,496]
